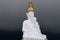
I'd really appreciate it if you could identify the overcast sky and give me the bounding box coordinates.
[0,0,60,34]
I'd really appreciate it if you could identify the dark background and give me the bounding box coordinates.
[0,0,60,40]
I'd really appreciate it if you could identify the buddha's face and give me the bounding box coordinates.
[27,11,34,18]
[26,11,36,20]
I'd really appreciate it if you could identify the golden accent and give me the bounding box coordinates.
[27,0,34,13]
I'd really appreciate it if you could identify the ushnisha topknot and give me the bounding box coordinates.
[27,0,34,13]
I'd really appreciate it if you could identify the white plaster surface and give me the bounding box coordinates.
[22,11,47,40]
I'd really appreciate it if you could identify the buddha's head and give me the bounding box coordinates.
[26,0,36,20]
[26,11,34,19]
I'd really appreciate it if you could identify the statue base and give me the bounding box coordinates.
[22,34,47,40]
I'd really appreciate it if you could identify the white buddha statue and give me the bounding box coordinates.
[22,0,47,40]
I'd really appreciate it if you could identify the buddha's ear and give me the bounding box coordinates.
[26,13,29,17]
[26,13,28,16]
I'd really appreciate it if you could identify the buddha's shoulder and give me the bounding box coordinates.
[23,20,30,23]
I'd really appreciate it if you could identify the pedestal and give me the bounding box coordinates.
[22,34,47,40]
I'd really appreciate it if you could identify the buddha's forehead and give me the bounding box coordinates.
[27,12,34,15]
[29,11,34,13]
[26,11,34,15]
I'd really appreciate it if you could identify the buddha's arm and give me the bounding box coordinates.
[22,21,27,32]
[34,21,42,34]
[22,21,30,33]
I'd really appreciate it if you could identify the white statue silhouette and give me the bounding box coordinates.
[22,0,47,40]
[22,12,47,40]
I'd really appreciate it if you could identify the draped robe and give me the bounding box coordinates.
[22,17,46,39]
